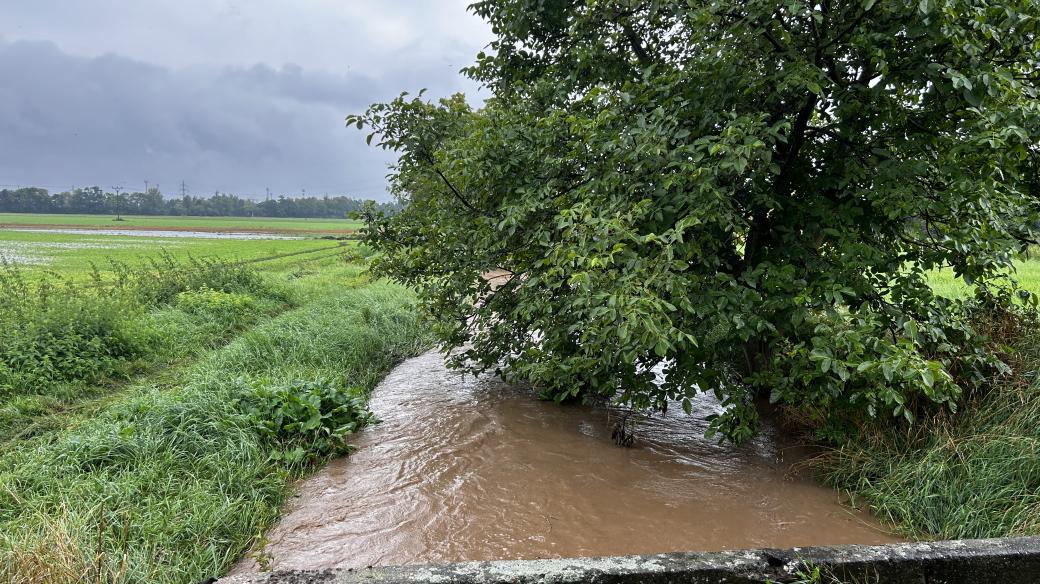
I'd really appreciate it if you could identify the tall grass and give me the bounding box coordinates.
[0,254,294,444]
[0,282,429,584]
[817,311,1040,539]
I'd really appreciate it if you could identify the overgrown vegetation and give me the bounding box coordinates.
[0,263,429,584]
[345,0,1040,546]
[0,254,291,444]
[352,0,1040,445]
[817,305,1040,540]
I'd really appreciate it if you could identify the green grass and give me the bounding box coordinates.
[0,252,303,445]
[0,225,429,583]
[817,312,1040,541]
[0,228,349,278]
[0,213,362,233]
[0,265,430,584]
[928,258,1040,299]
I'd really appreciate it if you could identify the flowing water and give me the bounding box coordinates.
[233,352,899,573]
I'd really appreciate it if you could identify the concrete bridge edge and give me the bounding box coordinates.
[218,536,1040,584]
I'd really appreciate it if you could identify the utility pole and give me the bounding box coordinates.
[111,186,125,221]
[180,181,188,198]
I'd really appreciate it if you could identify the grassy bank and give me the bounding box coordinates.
[0,271,428,583]
[803,263,1040,542]
[817,312,1040,540]
[0,220,429,583]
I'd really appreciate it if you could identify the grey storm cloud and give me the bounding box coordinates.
[0,1,490,200]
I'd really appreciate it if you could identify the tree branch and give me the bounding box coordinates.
[623,23,653,66]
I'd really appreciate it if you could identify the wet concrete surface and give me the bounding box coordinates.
[222,537,1040,584]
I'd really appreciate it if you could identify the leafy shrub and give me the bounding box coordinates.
[0,263,144,396]
[0,300,141,392]
[238,379,376,465]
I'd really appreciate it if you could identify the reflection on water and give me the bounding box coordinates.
[232,351,898,573]
[0,238,157,265]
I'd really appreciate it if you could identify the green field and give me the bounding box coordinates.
[928,258,1040,298]
[0,229,353,279]
[6,217,1040,296]
[0,213,362,233]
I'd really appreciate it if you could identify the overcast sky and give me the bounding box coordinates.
[0,1,492,201]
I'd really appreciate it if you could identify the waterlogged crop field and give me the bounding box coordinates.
[0,212,362,234]
[0,217,430,584]
[0,226,349,278]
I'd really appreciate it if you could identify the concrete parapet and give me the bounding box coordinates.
[219,537,1040,584]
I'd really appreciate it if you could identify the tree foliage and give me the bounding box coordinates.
[0,187,401,218]
[351,0,1040,441]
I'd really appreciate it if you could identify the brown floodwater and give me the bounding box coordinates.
[232,352,899,573]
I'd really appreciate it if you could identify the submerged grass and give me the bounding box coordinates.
[0,278,429,584]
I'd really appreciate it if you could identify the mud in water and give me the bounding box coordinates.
[233,352,899,573]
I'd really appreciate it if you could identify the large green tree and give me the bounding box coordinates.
[351,0,1040,441]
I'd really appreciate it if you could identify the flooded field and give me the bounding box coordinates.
[232,352,899,573]
[0,226,337,274]
[8,227,302,239]
[0,238,158,265]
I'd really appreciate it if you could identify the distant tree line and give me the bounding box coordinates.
[0,186,401,218]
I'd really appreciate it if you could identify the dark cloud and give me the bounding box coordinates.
[0,2,490,200]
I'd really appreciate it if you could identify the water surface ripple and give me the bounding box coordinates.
[234,351,898,572]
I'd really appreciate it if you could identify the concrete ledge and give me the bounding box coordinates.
[220,536,1040,584]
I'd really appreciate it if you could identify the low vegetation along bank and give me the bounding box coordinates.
[817,305,1040,541]
[0,253,430,583]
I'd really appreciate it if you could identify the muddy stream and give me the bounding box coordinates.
[233,351,898,573]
